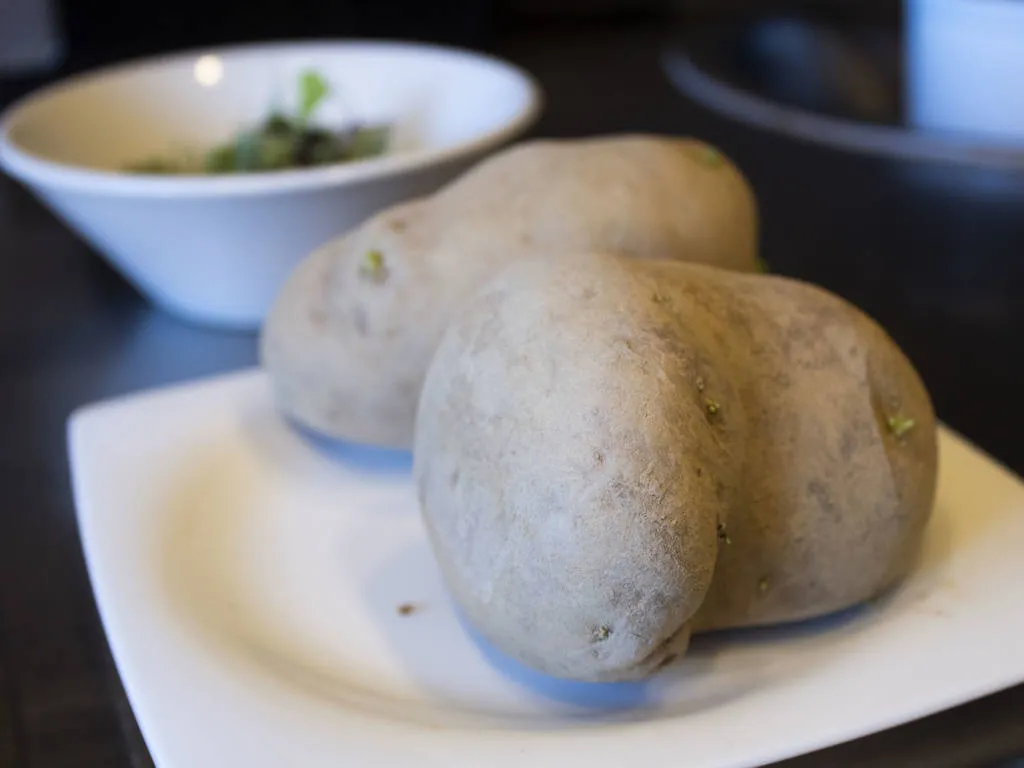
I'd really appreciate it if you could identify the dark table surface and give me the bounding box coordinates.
[2,17,1024,768]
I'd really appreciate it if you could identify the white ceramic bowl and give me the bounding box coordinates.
[0,42,541,328]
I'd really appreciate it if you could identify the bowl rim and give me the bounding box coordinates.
[0,39,543,198]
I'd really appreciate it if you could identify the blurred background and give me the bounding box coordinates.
[2,1,896,73]
[4,0,1019,148]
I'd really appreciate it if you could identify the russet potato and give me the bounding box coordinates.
[413,252,937,682]
[261,135,758,447]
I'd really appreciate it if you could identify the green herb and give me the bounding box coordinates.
[263,112,292,135]
[297,70,330,125]
[592,626,611,642]
[233,131,263,172]
[705,398,720,417]
[887,415,916,439]
[344,125,390,160]
[203,144,236,173]
[126,70,389,175]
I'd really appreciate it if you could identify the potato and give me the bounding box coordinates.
[261,135,758,447]
[414,252,937,681]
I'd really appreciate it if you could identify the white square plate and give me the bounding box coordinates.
[69,370,1024,768]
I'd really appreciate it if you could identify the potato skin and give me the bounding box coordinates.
[414,253,937,681]
[670,264,938,631]
[261,135,758,447]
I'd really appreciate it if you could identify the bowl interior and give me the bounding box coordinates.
[2,43,536,172]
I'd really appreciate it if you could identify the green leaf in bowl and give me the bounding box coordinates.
[298,70,330,125]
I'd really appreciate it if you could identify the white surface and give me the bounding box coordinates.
[907,0,1024,144]
[0,42,540,328]
[69,370,1024,768]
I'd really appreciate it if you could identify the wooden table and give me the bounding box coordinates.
[1,18,1022,768]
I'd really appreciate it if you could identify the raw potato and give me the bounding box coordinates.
[414,252,937,682]
[261,135,758,447]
